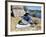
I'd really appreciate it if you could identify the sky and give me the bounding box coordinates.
[25,6,41,10]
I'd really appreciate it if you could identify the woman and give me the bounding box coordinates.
[16,13,33,28]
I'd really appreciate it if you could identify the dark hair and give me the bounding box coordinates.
[24,13,29,16]
[18,20,22,24]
